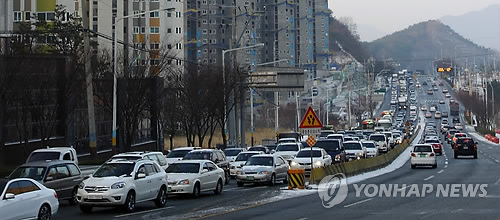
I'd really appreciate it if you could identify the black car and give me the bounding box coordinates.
[423,81,428,85]
[454,137,478,159]
[313,139,346,163]
[452,118,460,123]
[183,149,230,183]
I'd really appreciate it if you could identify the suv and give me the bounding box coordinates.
[454,137,478,159]
[111,151,168,170]
[313,139,346,163]
[451,133,468,148]
[26,146,78,165]
[183,149,230,184]
[77,159,168,213]
[165,147,201,166]
[369,134,388,153]
[8,160,83,205]
[274,142,302,162]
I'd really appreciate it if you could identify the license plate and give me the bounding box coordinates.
[247,176,255,181]
[88,195,102,200]
[463,147,468,150]
[167,187,172,192]
[420,154,426,157]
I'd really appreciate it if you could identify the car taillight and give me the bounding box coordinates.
[54,192,58,199]
[411,153,416,157]
[430,153,435,157]
[474,144,477,150]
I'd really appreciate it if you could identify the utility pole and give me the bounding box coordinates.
[82,0,97,157]
[348,74,352,129]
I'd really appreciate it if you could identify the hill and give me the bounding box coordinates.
[364,20,493,72]
[440,4,500,51]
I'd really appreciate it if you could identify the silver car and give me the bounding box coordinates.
[236,155,289,186]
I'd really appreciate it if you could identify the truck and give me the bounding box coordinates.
[450,101,459,116]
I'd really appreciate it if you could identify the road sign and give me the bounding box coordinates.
[305,135,317,147]
[299,107,323,128]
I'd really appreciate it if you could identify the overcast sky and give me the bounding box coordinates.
[329,0,500,41]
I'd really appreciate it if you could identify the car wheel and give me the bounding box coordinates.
[237,181,244,187]
[214,179,223,195]
[79,205,93,213]
[225,171,230,184]
[411,164,416,169]
[283,174,288,184]
[192,183,201,198]
[454,153,458,159]
[37,204,51,220]
[123,191,136,212]
[68,187,78,205]
[269,174,276,186]
[474,152,478,159]
[154,186,167,208]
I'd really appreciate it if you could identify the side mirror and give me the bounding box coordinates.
[475,142,478,145]
[136,173,146,179]
[4,193,15,200]
[45,176,54,181]
[271,150,276,154]
[201,169,209,173]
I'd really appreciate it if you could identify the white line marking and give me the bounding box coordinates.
[296,218,308,220]
[451,209,463,213]
[344,198,373,208]
[438,170,444,174]
[424,175,435,181]
[115,206,175,218]
[495,160,499,163]
[444,165,448,168]
[495,179,500,185]
[445,161,448,165]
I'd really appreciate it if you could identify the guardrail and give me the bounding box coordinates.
[310,125,421,184]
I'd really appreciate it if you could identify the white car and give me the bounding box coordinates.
[77,159,169,213]
[369,134,388,153]
[165,147,201,166]
[392,131,404,145]
[434,111,441,119]
[165,160,225,197]
[273,143,302,162]
[111,151,169,170]
[326,134,344,143]
[26,146,78,165]
[343,141,367,160]
[362,141,378,157]
[454,123,463,130]
[429,106,436,112]
[410,144,437,168]
[229,151,264,177]
[290,148,332,175]
[0,178,59,220]
[224,148,246,162]
[382,131,395,147]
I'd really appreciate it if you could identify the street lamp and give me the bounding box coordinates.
[222,43,264,146]
[112,7,175,150]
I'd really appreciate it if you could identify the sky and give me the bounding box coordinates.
[329,0,500,42]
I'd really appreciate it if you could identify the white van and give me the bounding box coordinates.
[26,146,78,165]
[375,119,392,131]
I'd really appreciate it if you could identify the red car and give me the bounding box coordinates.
[424,138,442,155]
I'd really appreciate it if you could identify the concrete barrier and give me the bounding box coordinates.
[310,126,420,184]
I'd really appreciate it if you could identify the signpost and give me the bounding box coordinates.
[299,106,323,184]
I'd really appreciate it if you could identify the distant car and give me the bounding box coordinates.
[0,178,59,220]
[8,160,83,205]
[183,149,231,184]
[362,141,378,157]
[421,106,427,111]
[434,111,441,119]
[26,146,78,165]
[236,155,289,186]
[313,139,346,163]
[445,93,451,98]
[290,148,332,175]
[278,138,297,144]
[411,144,437,169]
[369,134,388,153]
[429,106,436,112]
[424,138,443,155]
[452,118,460,123]
[454,123,463,130]
[273,143,302,162]
[439,100,445,104]
[425,112,432,118]
[166,160,225,197]
[442,88,448,93]
[451,133,468,148]
[224,148,246,162]
[442,111,448,117]
[433,86,438,91]
[326,134,345,143]
[229,151,264,177]
[454,137,478,159]
[166,147,201,166]
[247,146,269,154]
[343,141,367,160]
[111,151,169,170]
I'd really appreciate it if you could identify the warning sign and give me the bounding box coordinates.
[305,135,317,147]
[299,107,323,128]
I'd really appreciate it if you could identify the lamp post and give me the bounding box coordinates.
[222,43,264,146]
[112,8,175,151]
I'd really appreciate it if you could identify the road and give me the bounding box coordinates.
[199,75,500,220]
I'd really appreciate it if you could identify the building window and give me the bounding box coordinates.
[167,28,172,33]
[176,12,182,18]
[202,29,208,34]
[14,12,22,21]
[203,49,208,54]
[150,43,160,49]
[210,39,216,44]
[133,10,140,18]
[46,12,55,20]
[141,27,146,33]
[25,12,31,21]
[150,11,159,17]
[210,49,216,54]
[133,26,140,34]
[210,29,216,34]
[37,12,46,21]
[202,39,208,44]
[150,27,159,33]
[167,12,172,17]
[175,27,182,33]
[202,10,207,15]
[202,0,207,4]
[202,19,207,24]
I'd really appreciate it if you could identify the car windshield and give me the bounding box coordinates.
[184,152,211,160]
[319,131,335,138]
[248,147,266,152]
[370,135,385,141]
[296,150,322,158]
[245,157,273,166]
[235,153,260,161]
[167,150,192,158]
[344,143,362,150]
[93,163,134,177]
[327,135,342,140]
[363,143,376,148]
[414,146,432,152]
[9,166,47,181]
[276,144,299,152]
[224,149,242,156]
[314,140,340,152]
[165,163,200,173]
[27,152,60,162]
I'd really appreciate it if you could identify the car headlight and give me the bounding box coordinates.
[78,182,85,189]
[290,161,298,166]
[258,171,269,175]
[314,161,323,167]
[236,171,245,175]
[177,179,190,185]
[358,152,363,156]
[335,154,341,161]
[111,182,126,189]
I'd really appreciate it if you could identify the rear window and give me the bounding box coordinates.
[344,143,362,150]
[224,149,242,156]
[363,142,376,148]
[414,145,432,152]
[167,150,192,158]
[369,135,385,141]
[296,150,322,158]
[457,138,474,144]
[276,144,299,152]
[112,155,142,161]
[425,139,439,143]
[27,152,61,162]
[314,140,340,152]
